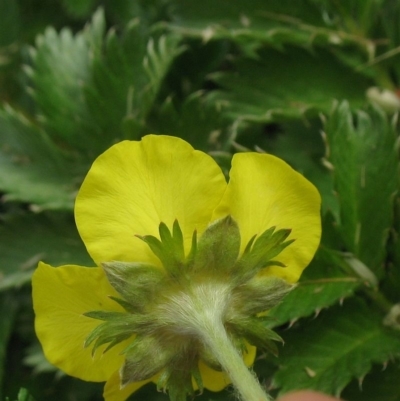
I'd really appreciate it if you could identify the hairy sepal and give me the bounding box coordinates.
[156,348,201,401]
[229,317,283,357]
[235,227,295,281]
[231,276,294,316]
[191,216,240,275]
[102,261,165,312]
[136,220,187,277]
[83,311,141,355]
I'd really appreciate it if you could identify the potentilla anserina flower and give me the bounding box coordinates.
[32,135,321,401]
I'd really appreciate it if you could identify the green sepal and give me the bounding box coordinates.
[83,311,141,355]
[230,317,283,357]
[121,334,175,385]
[108,296,137,313]
[235,226,294,281]
[159,220,185,264]
[191,363,204,393]
[230,276,293,316]
[191,215,240,275]
[137,220,187,277]
[84,310,128,321]
[102,261,165,312]
[243,234,257,255]
[185,230,198,266]
[156,350,199,401]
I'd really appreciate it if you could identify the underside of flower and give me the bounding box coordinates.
[84,215,294,401]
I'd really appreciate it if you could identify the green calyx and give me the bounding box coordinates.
[84,216,294,401]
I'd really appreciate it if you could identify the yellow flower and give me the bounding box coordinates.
[32,135,321,401]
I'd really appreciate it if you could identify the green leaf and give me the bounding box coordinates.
[207,47,371,123]
[167,0,373,52]
[28,9,182,153]
[143,34,184,106]
[160,39,230,100]
[267,247,361,327]
[0,0,19,47]
[342,361,400,401]
[273,297,400,396]
[87,21,183,142]
[0,212,92,291]
[61,0,97,18]
[149,92,233,153]
[28,8,107,153]
[325,102,399,276]
[383,196,400,302]
[0,292,18,400]
[319,0,387,37]
[0,106,84,209]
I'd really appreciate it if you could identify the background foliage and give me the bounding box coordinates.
[1,0,400,400]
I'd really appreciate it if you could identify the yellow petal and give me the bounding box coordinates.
[199,343,256,391]
[32,262,130,382]
[243,343,257,366]
[199,361,230,392]
[75,135,227,266]
[213,153,321,283]
[103,370,151,401]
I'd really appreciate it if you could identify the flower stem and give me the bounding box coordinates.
[166,281,274,401]
[199,319,272,401]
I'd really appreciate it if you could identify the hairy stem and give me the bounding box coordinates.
[199,318,272,401]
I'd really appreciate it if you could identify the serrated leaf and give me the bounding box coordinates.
[267,247,361,327]
[383,196,400,302]
[160,39,230,99]
[29,9,107,153]
[86,20,183,142]
[143,34,184,102]
[273,298,400,396]
[149,92,232,153]
[325,102,399,276]
[167,0,373,53]
[207,47,371,123]
[29,9,182,153]
[313,0,386,37]
[0,106,84,209]
[0,212,92,291]
[342,361,400,401]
